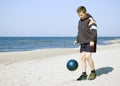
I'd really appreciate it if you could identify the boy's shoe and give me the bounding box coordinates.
[88,72,97,80]
[77,74,87,81]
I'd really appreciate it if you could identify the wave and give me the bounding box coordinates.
[17,40,54,43]
[104,39,120,44]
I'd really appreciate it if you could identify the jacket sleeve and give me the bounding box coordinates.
[76,34,79,43]
[90,24,97,42]
[76,21,80,43]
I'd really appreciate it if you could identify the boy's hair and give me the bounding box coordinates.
[76,6,87,13]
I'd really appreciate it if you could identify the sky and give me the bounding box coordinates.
[0,0,120,37]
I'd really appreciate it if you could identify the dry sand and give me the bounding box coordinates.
[0,44,120,86]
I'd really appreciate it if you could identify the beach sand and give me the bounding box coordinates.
[0,44,120,86]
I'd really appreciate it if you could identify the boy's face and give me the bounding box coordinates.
[78,12,87,20]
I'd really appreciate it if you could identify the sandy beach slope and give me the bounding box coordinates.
[0,44,120,86]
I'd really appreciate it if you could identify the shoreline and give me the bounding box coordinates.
[0,43,120,53]
[0,37,120,52]
[0,43,120,65]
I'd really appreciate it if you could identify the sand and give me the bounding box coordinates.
[0,44,120,86]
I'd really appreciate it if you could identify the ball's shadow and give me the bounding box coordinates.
[96,66,114,76]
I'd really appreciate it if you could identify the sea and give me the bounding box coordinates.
[0,37,120,52]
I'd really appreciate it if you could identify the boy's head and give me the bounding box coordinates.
[76,6,87,20]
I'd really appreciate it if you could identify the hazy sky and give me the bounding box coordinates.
[0,0,120,37]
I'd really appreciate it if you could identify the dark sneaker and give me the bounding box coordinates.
[77,74,87,81]
[88,72,97,80]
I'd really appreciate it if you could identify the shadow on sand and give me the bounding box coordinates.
[96,66,114,76]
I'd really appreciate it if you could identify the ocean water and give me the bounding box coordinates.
[0,37,120,52]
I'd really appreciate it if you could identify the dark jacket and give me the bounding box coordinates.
[77,14,97,44]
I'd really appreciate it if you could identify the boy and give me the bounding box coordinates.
[74,6,97,80]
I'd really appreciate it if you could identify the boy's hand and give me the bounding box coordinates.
[90,41,94,46]
[73,40,78,45]
[88,19,96,26]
